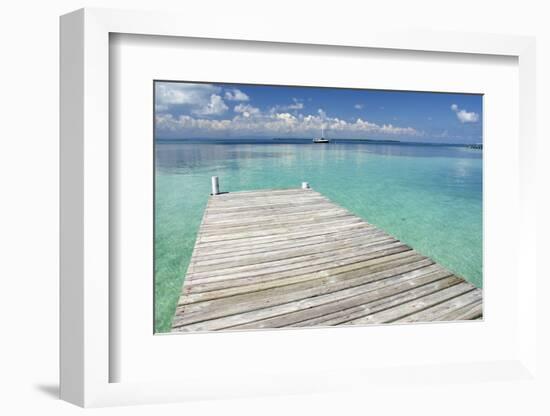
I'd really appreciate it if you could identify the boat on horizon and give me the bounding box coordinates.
[313,126,330,144]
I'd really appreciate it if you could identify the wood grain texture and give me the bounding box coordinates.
[171,188,483,332]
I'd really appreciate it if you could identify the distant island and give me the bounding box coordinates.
[272,137,401,143]
[155,137,482,148]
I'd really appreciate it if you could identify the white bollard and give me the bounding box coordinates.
[211,176,220,195]
[301,182,310,190]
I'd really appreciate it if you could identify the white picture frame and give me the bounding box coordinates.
[60,8,538,408]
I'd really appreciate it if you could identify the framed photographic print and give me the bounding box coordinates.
[60,8,538,408]
[154,81,484,335]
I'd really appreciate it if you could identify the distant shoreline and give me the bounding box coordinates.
[155,137,481,147]
[273,137,401,142]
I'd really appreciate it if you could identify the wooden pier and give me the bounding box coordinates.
[171,181,482,332]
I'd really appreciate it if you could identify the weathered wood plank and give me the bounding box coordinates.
[231,273,462,329]
[191,233,392,273]
[193,229,387,267]
[205,200,334,217]
[291,275,464,327]
[202,209,351,230]
[192,226,379,260]
[194,220,371,249]
[182,250,420,295]
[171,187,483,332]
[343,283,477,325]
[205,201,347,223]
[205,195,330,211]
[213,188,310,198]
[207,195,326,208]
[207,194,328,207]
[210,189,322,199]
[437,299,483,321]
[197,215,364,243]
[173,260,438,329]
[198,212,355,236]
[392,289,482,323]
[186,241,409,283]
[179,252,429,305]
[173,266,452,332]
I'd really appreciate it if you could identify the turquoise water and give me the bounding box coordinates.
[155,139,483,333]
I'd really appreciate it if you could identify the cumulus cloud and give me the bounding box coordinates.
[234,104,260,117]
[354,104,363,110]
[155,83,422,138]
[451,104,479,123]
[156,105,420,138]
[224,88,249,101]
[191,94,228,116]
[156,82,229,116]
[156,82,219,106]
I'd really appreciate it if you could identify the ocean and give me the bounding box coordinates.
[154,138,483,333]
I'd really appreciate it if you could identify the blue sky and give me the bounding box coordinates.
[155,81,483,143]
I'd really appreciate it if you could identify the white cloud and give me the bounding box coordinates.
[157,105,420,138]
[191,94,228,116]
[156,83,219,106]
[156,114,232,132]
[287,102,304,110]
[270,98,304,112]
[156,83,229,116]
[354,104,363,110]
[234,104,260,117]
[451,104,479,123]
[456,110,479,123]
[155,85,421,138]
[224,89,249,101]
[288,98,304,110]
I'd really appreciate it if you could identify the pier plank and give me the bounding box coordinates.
[437,299,483,321]
[188,240,407,280]
[194,220,371,249]
[192,226,380,260]
[179,253,428,305]
[290,275,464,327]
[392,289,482,323]
[232,274,462,330]
[191,234,394,273]
[343,282,476,325]
[173,264,446,332]
[183,250,420,295]
[174,260,439,327]
[198,212,356,236]
[171,188,483,332]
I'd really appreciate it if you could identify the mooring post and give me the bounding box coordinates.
[302,181,310,190]
[211,176,220,195]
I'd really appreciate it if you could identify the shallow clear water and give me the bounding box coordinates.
[155,139,483,333]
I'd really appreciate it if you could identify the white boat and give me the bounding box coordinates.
[313,126,330,144]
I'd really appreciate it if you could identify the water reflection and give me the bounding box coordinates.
[155,139,482,174]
